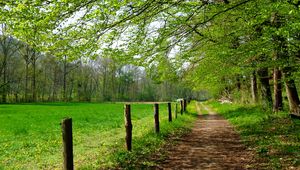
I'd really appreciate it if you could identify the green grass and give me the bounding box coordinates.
[208,101,300,169]
[0,102,197,169]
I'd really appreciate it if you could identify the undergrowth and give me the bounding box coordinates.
[208,101,300,169]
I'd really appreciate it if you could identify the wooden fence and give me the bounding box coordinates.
[60,99,188,170]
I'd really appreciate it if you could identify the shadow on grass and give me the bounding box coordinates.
[210,102,300,169]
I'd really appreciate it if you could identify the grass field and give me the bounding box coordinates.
[208,101,300,169]
[0,102,197,169]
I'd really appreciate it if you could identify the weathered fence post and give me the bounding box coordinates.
[175,103,178,119]
[168,102,172,122]
[154,103,160,133]
[124,104,132,151]
[61,118,74,170]
[184,99,187,112]
[180,100,183,115]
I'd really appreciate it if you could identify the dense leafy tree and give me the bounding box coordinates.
[1,0,300,114]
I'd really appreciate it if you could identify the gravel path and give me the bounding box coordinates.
[156,102,257,170]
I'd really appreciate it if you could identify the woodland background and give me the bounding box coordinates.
[0,0,300,115]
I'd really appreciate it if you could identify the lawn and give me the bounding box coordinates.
[0,102,197,169]
[208,101,300,169]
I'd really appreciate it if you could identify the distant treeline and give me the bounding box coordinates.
[0,36,208,103]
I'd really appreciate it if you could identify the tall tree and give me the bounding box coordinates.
[0,25,19,103]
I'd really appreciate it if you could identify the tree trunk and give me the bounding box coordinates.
[63,55,67,101]
[257,68,272,109]
[32,51,37,102]
[1,43,9,103]
[52,66,57,101]
[271,12,284,112]
[23,46,31,102]
[236,75,241,91]
[283,69,300,115]
[251,71,258,103]
[15,93,18,102]
[102,67,107,101]
[69,78,74,101]
[2,55,7,103]
[273,68,283,112]
[284,79,300,115]
[25,61,29,102]
[42,67,47,101]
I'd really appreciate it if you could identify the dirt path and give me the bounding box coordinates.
[156,102,257,170]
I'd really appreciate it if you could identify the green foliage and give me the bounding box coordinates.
[209,101,300,169]
[2,0,300,96]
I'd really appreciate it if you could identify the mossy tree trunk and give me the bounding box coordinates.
[283,68,300,116]
[251,71,258,103]
[257,68,272,109]
[273,68,283,112]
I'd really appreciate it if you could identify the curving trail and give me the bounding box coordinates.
[155,102,258,170]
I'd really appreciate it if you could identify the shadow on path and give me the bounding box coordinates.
[155,102,257,170]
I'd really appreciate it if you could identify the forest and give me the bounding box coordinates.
[0,34,194,102]
[0,0,300,169]
[0,0,299,114]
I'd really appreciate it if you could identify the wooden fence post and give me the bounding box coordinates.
[124,104,132,151]
[154,103,160,133]
[175,103,178,119]
[184,99,187,112]
[61,118,74,170]
[180,100,183,115]
[168,102,172,122]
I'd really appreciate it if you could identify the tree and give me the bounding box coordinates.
[1,0,300,114]
[0,25,20,103]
